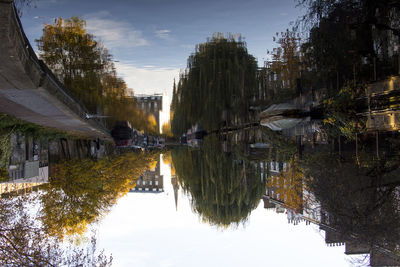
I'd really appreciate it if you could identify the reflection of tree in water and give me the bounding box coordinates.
[40,151,159,240]
[304,149,400,255]
[172,135,266,227]
[0,193,112,266]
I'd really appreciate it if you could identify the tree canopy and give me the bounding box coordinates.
[40,151,159,240]
[0,194,112,266]
[171,135,265,227]
[36,17,157,133]
[171,33,258,135]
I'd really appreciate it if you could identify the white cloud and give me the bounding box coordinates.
[85,12,148,49]
[155,29,172,40]
[114,62,180,95]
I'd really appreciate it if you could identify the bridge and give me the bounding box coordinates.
[0,0,110,139]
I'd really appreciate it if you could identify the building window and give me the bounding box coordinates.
[283,163,287,171]
[143,181,146,185]
[155,181,158,185]
[154,102,158,109]
[149,181,152,185]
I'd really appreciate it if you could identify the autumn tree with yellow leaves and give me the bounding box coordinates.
[266,29,303,100]
[0,194,113,266]
[267,157,304,213]
[40,151,159,240]
[36,17,157,133]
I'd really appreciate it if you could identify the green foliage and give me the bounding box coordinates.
[171,135,265,227]
[0,113,68,139]
[322,83,366,139]
[297,0,400,90]
[171,33,258,135]
[260,127,297,159]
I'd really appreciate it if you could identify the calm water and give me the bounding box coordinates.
[2,115,400,266]
[1,0,400,266]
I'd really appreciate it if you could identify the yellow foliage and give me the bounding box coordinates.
[267,157,304,213]
[40,151,159,240]
[162,122,173,137]
[323,117,336,125]
[162,151,175,175]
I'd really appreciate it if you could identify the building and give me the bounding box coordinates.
[1,133,49,197]
[134,94,163,133]
[130,160,164,193]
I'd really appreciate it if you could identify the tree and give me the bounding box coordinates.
[36,17,156,133]
[0,194,112,266]
[40,151,159,239]
[171,33,258,135]
[267,156,304,213]
[36,17,105,112]
[171,135,265,227]
[304,151,400,251]
[297,0,400,87]
[161,122,173,137]
[267,29,302,98]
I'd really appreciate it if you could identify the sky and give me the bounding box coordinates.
[93,155,356,267]
[20,0,306,123]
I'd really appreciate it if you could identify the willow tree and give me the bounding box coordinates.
[171,135,266,227]
[297,0,400,89]
[171,33,258,135]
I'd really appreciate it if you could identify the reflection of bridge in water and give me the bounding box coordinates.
[0,0,110,139]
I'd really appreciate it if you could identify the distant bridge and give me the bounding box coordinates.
[0,0,110,139]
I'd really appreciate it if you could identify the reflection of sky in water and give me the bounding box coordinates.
[96,155,351,267]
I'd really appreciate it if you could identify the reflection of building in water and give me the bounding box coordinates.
[263,184,400,267]
[1,133,49,197]
[263,196,400,266]
[130,161,164,193]
[171,174,179,210]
